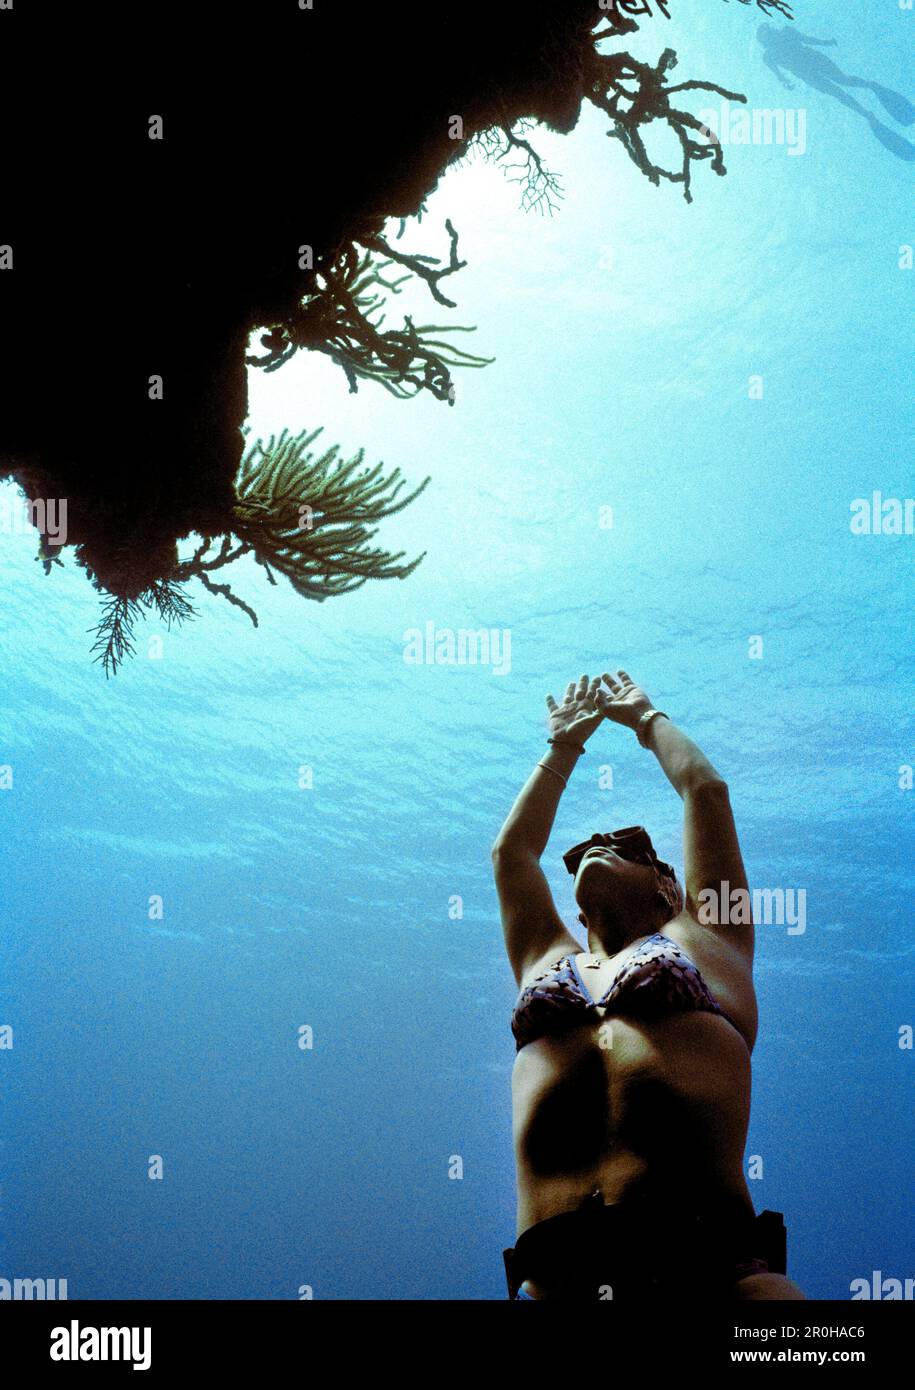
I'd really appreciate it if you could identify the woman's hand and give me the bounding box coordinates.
[545,674,606,745]
[597,669,655,731]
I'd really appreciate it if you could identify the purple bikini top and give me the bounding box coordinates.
[511,934,739,1052]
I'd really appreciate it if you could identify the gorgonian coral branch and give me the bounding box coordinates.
[80,426,431,673]
[585,44,747,202]
[726,0,793,16]
[596,0,791,24]
[462,119,565,215]
[173,426,430,612]
[89,580,196,677]
[246,225,493,404]
[475,0,792,206]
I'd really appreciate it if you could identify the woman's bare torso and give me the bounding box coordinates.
[512,913,759,1235]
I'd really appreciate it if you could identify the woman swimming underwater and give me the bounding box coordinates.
[492,670,805,1301]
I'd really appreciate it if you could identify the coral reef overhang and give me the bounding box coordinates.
[1,0,793,637]
[6,1,601,526]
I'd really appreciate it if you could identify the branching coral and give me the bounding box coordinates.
[180,426,430,604]
[74,223,479,673]
[464,0,794,210]
[89,581,197,678]
[462,119,565,215]
[585,44,748,203]
[80,427,431,674]
[727,0,793,15]
[246,224,493,403]
[583,0,791,200]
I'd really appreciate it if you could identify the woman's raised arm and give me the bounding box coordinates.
[600,670,752,959]
[492,675,604,983]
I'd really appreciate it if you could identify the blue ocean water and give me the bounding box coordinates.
[2,1,912,1299]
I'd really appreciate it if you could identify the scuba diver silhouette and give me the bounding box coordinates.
[758,24,915,161]
[493,670,805,1300]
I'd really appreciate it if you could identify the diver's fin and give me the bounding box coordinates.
[868,83,915,127]
[867,114,915,162]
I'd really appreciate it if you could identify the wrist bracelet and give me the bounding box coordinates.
[548,737,586,756]
[636,709,669,748]
[537,761,568,788]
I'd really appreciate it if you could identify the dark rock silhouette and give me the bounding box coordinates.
[2,1,794,670]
